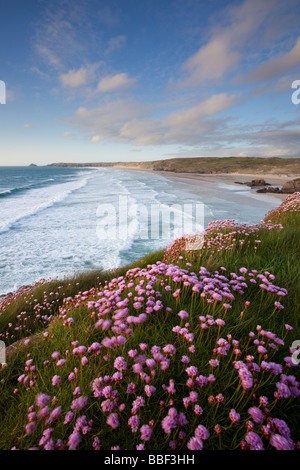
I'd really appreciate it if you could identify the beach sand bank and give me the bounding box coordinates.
[155,171,298,207]
[114,167,300,203]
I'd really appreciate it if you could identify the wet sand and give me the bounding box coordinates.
[155,171,300,202]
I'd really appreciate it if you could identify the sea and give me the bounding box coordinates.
[0,166,283,295]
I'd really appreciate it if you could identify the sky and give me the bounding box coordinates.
[0,0,300,166]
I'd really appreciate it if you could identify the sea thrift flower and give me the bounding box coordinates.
[51,375,61,386]
[195,425,210,440]
[140,425,152,441]
[128,415,140,432]
[71,396,88,413]
[144,385,156,397]
[35,393,51,408]
[194,405,203,416]
[186,366,198,377]
[114,356,127,371]
[178,310,189,320]
[214,424,222,435]
[270,434,293,450]
[64,411,74,424]
[81,356,88,366]
[248,407,264,424]
[107,413,119,429]
[38,406,50,420]
[245,432,264,450]
[67,431,81,450]
[161,416,177,434]
[187,437,203,450]
[25,422,36,435]
[229,409,241,424]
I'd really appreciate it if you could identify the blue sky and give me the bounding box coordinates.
[0,0,300,165]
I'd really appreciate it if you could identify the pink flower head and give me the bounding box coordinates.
[71,396,88,413]
[51,375,61,386]
[107,413,119,429]
[187,437,203,450]
[140,425,152,441]
[229,409,240,424]
[35,393,51,408]
[248,407,264,424]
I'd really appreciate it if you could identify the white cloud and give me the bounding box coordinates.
[178,0,285,87]
[60,64,100,88]
[65,98,143,141]
[245,37,300,83]
[164,94,237,127]
[23,124,34,128]
[97,73,137,93]
[182,39,241,86]
[61,131,75,138]
[106,35,126,54]
[91,135,102,143]
[64,93,237,147]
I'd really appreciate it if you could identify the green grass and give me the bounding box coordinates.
[0,197,299,450]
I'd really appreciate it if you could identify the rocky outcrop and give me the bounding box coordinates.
[281,178,300,193]
[257,187,281,193]
[235,179,270,187]
[257,178,300,194]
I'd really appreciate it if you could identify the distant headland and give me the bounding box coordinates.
[46,156,300,176]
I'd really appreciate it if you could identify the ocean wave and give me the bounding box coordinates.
[0,178,56,199]
[0,173,95,234]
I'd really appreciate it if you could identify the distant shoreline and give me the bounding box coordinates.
[45,156,300,178]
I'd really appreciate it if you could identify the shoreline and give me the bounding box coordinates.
[116,167,299,201]
[115,166,300,183]
[1,168,297,299]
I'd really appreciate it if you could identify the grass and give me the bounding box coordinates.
[0,194,299,450]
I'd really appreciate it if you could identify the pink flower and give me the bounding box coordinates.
[107,413,119,429]
[71,396,88,413]
[140,425,152,441]
[245,431,264,450]
[195,425,210,440]
[67,431,81,450]
[186,366,198,377]
[161,416,176,434]
[229,409,240,424]
[270,434,294,450]
[51,375,61,386]
[178,310,189,320]
[248,407,264,424]
[187,437,203,450]
[64,411,74,424]
[128,415,140,432]
[114,356,127,371]
[49,406,62,422]
[81,356,88,366]
[25,422,36,435]
[35,393,51,408]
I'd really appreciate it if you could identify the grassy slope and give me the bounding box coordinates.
[0,197,299,450]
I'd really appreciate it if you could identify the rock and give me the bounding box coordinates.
[281,178,300,193]
[257,187,281,193]
[235,179,270,187]
[250,179,268,186]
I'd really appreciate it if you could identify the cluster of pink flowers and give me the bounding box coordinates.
[163,218,284,264]
[3,193,300,450]
[265,192,300,223]
[8,251,298,450]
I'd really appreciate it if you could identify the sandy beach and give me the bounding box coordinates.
[155,171,300,201]
[156,171,300,185]
[114,166,300,203]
